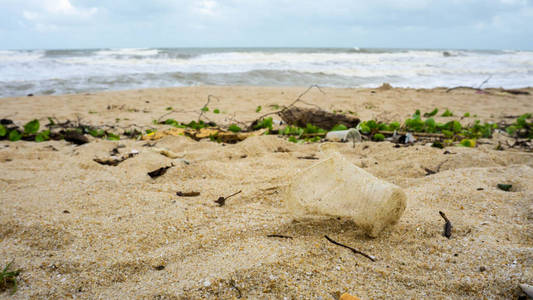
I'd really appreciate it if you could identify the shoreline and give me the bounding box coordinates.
[0,86,532,298]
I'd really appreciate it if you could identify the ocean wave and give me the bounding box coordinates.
[0,48,532,97]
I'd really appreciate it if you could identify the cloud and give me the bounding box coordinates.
[20,0,98,31]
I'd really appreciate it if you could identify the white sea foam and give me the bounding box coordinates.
[0,48,531,97]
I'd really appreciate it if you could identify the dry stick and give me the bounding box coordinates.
[198,95,219,122]
[267,234,294,239]
[439,211,452,239]
[324,235,376,262]
[215,190,242,207]
[229,279,242,298]
[477,75,492,89]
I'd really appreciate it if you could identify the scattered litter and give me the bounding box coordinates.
[325,128,361,144]
[215,190,242,207]
[439,211,452,239]
[148,164,173,179]
[286,152,406,237]
[497,184,512,192]
[520,283,533,298]
[339,292,362,300]
[399,132,416,144]
[324,235,375,262]
[176,191,200,197]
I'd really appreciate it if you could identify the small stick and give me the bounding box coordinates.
[176,191,200,197]
[229,279,242,298]
[214,190,242,207]
[324,235,375,262]
[267,234,293,239]
[439,211,452,239]
[297,155,319,160]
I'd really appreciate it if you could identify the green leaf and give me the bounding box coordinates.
[213,108,220,114]
[413,109,421,119]
[256,106,262,113]
[201,107,209,112]
[459,139,476,147]
[372,133,385,141]
[106,133,120,140]
[506,125,517,135]
[228,124,242,133]
[24,119,40,134]
[0,124,6,137]
[35,130,50,142]
[516,113,531,128]
[423,108,438,117]
[253,117,273,130]
[8,130,22,141]
[331,124,348,131]
[463,112,470,117]
[441,109,453,117]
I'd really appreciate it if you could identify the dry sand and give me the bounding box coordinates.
[0,86,532,299]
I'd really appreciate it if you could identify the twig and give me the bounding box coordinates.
[229,279,242,298]
[297,155,319,160]
[198,95,219,122]
[477,75,492,89]
[439,211,452,239]
[267,234,293,239]
[214,190,242,207]
[324,235,375,262]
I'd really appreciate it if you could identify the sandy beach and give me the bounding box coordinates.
[0,86,532,299]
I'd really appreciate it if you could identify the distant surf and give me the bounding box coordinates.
[0,47,532,97]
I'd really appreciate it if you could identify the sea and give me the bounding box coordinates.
[0,47,532,97]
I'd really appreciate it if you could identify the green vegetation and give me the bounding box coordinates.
[269,104,280,110]
[228,124,242,133]
[463,112,470,117]
[253,117,273,130]
[166,107,172,111]
[256,106,262,113]
[459,139,476,147]
[201,106,209,112]
[23,119,39,134]
[442,109,454,117]
[213,108,220,114]
[8,130,21,142]
[373,133,385,141]
[0,261,20,294]
[0,125,6,137]
[423,108,439,117]
[330,124,348,131]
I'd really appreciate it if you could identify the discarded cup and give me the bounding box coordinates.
[326,128,362,143]
[285,152,407,237]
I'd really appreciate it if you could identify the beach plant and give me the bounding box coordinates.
[256,106,262,113]
[201,107,209,112]
[463,112,470,117]
[23,119,39,135]
[89,129,105,137]
[228,124,242,133]
[106,132,120,141]
[424,108,439,117]
[35,130,50,142]
[331,124,348,131]
[459,138,476,147]
[253,117,273,130]
[304,123,326,134]
[213,108,220,114]
[0,261,20,294]
[372,133,385,141]
[0,125,6,137]
[441,109,454,117]
[8,130,22,142]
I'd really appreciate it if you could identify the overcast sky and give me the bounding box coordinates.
[1,0,532,50]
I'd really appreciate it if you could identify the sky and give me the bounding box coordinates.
[0,0,532,50]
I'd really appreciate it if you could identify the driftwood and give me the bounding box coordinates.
[279,107,360,130]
